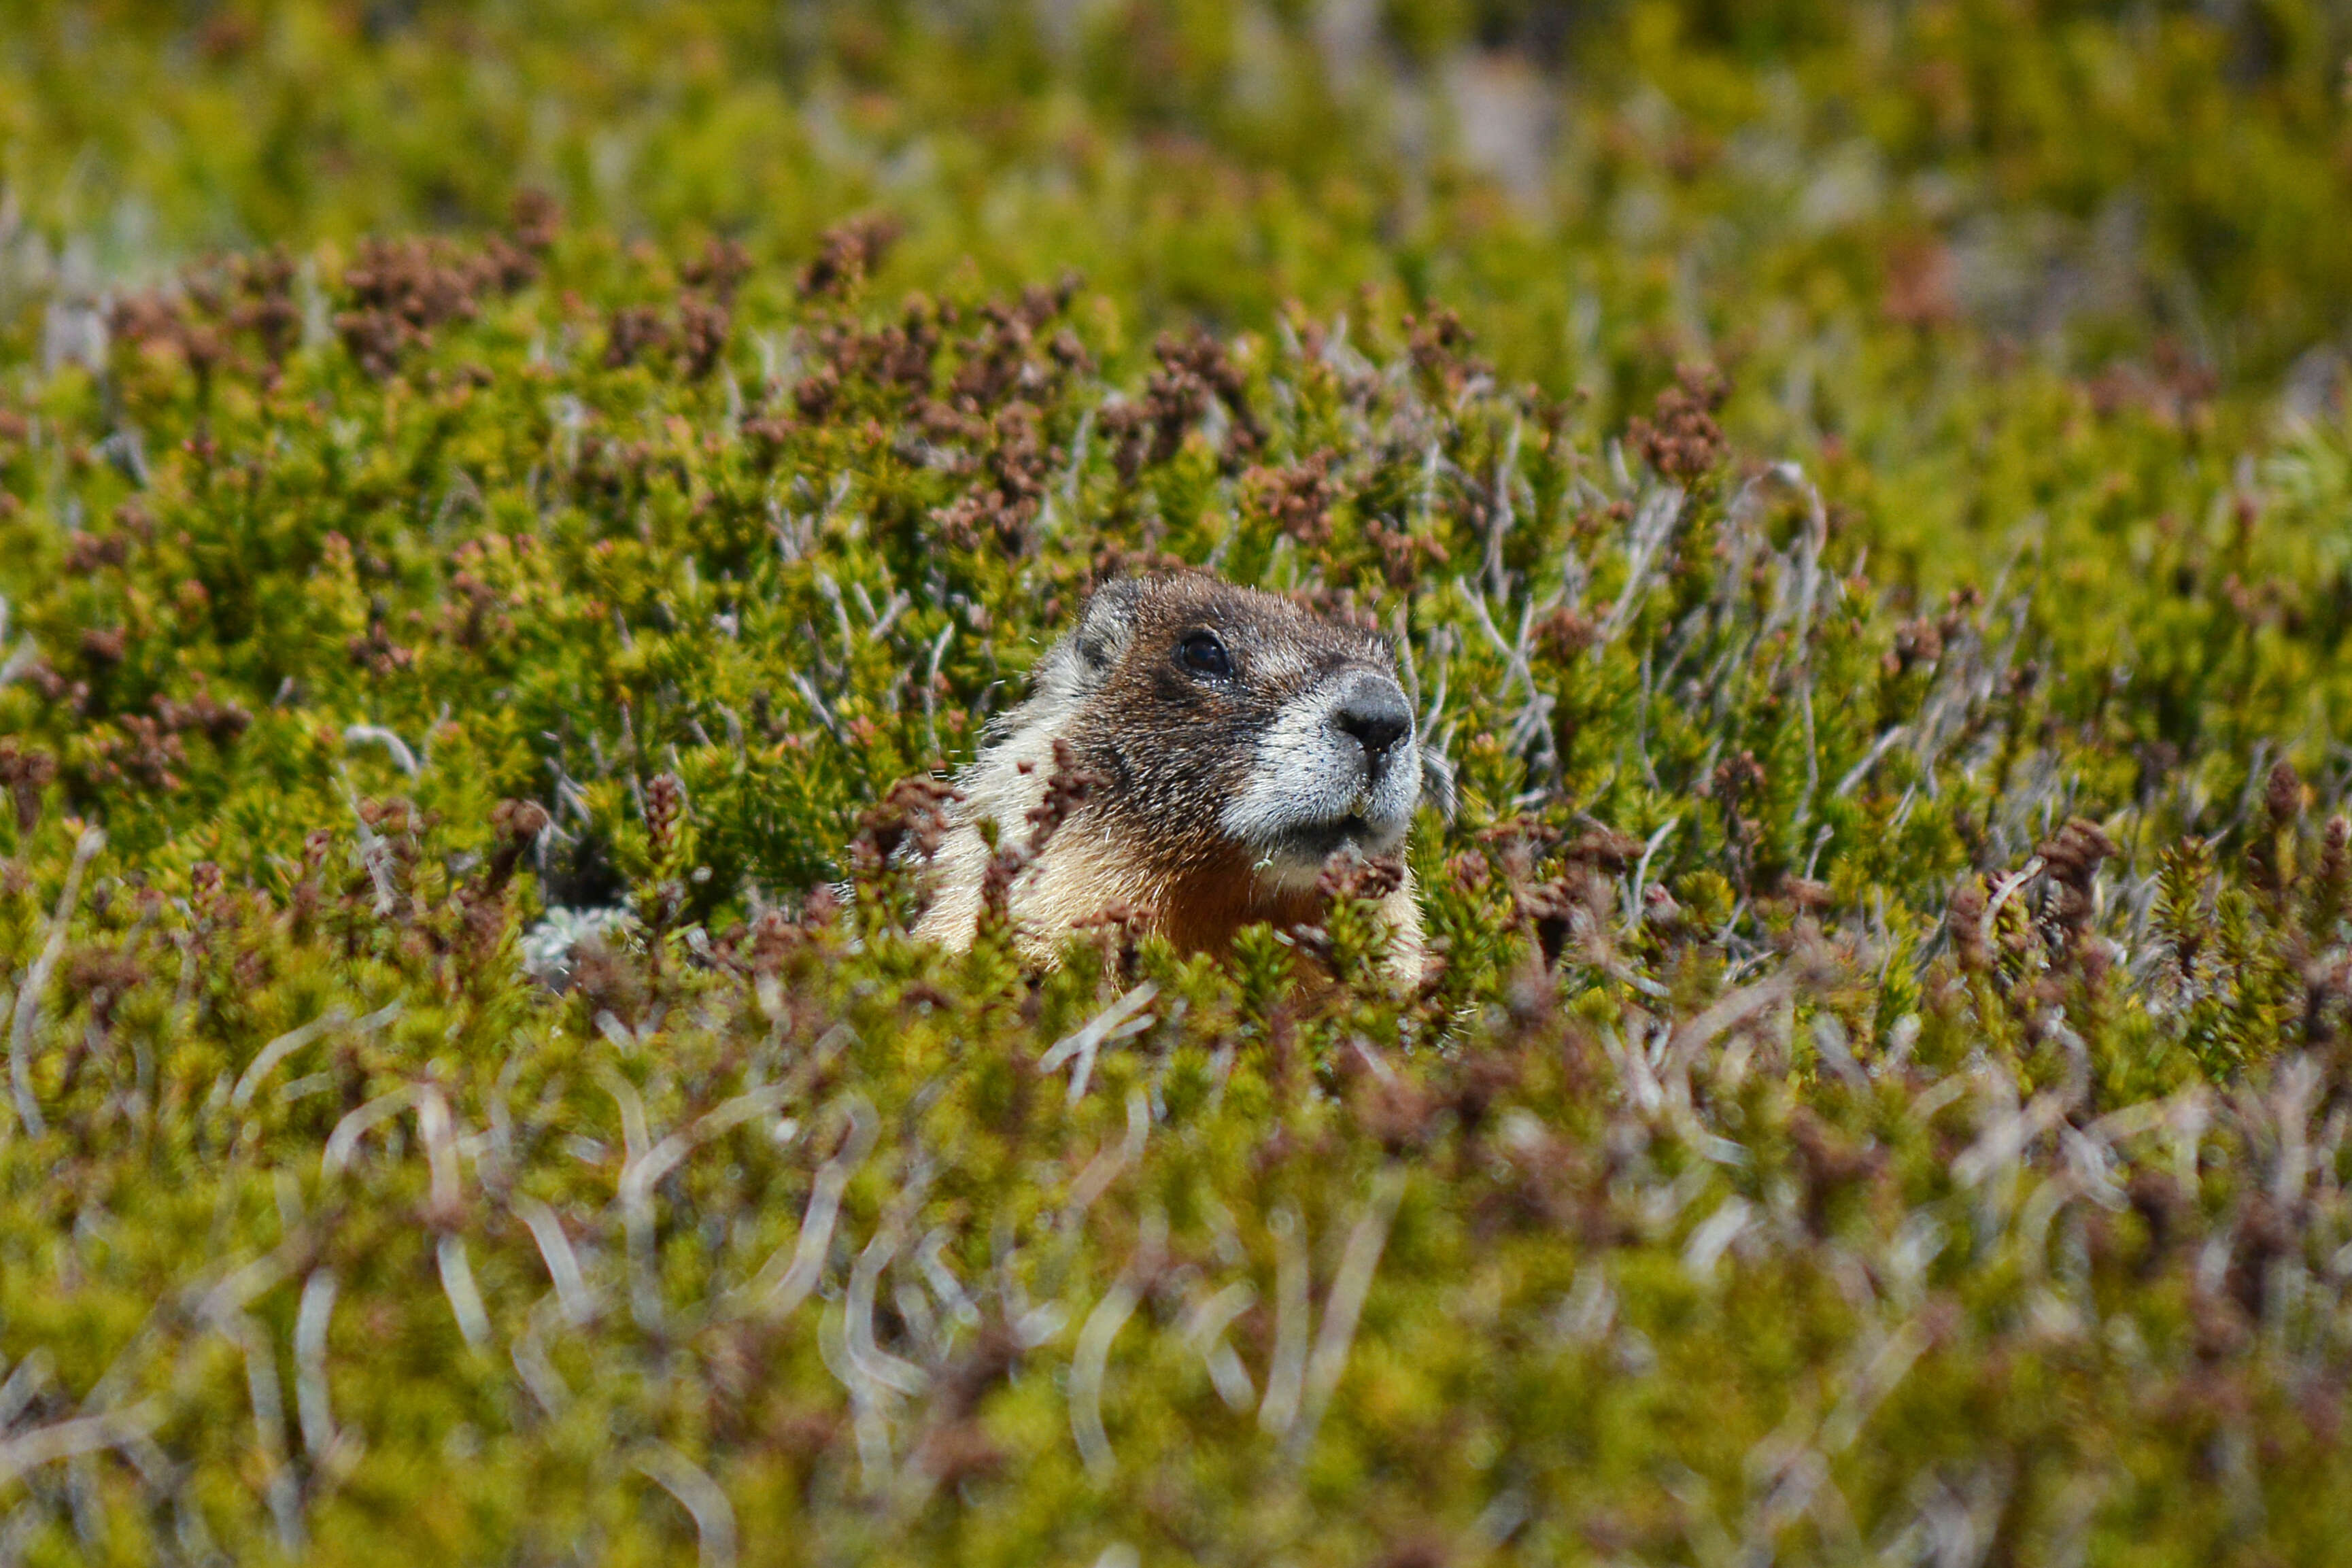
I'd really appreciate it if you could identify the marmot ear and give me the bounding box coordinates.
[1072,577,1144,679]
[1418,745,1457,821]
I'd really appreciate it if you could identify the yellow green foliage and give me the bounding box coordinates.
[1,3,2351,1563]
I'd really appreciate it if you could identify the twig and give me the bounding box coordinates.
[1066,1089,1151,1219]
[846,1178,934,1399]
[745,1093,879,1318]
[232,1001,400,1110]
[1835,725,1911,800]
[1040,983,1159,1106]
[320,1085,420,1177]
[1626,817,1681,932]
[1979,857,2046,952]
[619,1083,795,1332]
[343,723,422,777]
[293,1269,339,1461]
[0,1400,166,1490]
[437,1236,492,1350]
[923,621,955,762]
[1070,1208,1168,1479]
[8,825,103,1138]
[1601,485,1686,641]
[513,1197,599,1325]
[1284,1165,1405,1460]
[636,1443,738,1568]
[1178,1280,1259,1411]
[1257,1206,1312,1437]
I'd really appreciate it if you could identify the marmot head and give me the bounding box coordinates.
[918,572,1450,969]
[1036,573,1444,887]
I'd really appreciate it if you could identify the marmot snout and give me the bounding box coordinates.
[915,572,1451,977]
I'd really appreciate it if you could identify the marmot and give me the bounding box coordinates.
[915,573,1450,979]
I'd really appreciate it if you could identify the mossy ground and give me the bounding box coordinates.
[3,4,2352,1564]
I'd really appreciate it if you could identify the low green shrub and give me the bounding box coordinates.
[0,205,2348,1562]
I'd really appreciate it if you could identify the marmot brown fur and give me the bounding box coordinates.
[915,573,1451,979]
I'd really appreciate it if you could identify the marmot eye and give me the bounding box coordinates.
[1177,631,1232,679]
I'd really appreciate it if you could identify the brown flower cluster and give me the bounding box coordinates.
[1705,749,1769,889]
[899,286,1089,550]
[346,600,415,676]
[603,238,749,379]
[84,715,186,794]
[339,241,505,378]
[1285,581,1382,632]
[1535,606,1600,662]
[945,278,1084,410]
[797,214,903,300]
[1246,451,1338,545]
[335,194,556,379]
[0,740,58,832]
[152,685,253,747]
[1627,363,1729,482]
[1100,329,1261,481]
[1883,587,1985,679]
[2247,758,2307,905]
[110,248,303,390]
[934,402,1061,553]
[1361,514,1451,587]
[978,740,1108,921]
[1316,851,1406,906]
[2037,815,2121,979]
[1881,235,1958,329]
[602,305,670,370]
[1403,307,1490,398]
[827,296,947,399]
[851,775,964,876]
[1024,738,1107,853]
[645,772,687,866]
[483,798,553,891]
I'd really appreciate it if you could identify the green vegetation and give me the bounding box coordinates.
[3,2,2352,1562]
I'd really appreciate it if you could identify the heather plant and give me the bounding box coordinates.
[1,3,2352,1564]
[0,201,2348,1563]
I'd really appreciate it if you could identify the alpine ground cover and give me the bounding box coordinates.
[3,3,2352,1564]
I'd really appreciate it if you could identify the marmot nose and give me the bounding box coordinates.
[1333,676,1412,763]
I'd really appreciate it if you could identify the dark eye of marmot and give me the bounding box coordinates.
[1176,630,1232,680]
